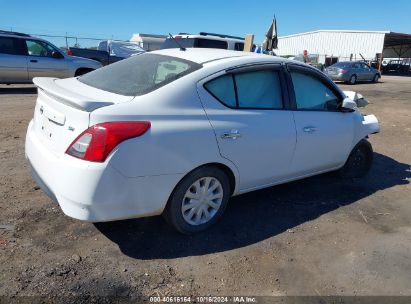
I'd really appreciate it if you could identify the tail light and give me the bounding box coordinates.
[67,49,73,56]
[66,121,150,162]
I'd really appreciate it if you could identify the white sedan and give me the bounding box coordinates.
[25,48,380,234]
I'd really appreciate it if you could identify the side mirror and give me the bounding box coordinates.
[343,91,369,107]
[341,98,357,112]
[51,51,63,59]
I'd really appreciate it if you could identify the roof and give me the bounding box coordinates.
[278,29,411,48]
[132,33,167,38]
[279,29,390,39]
[384,32,411,47]
[151,48,269,64]
[171,33,244,43]
[0,31,47,43]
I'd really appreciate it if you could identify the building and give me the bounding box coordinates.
[129,33,167,51]
[276,30,411,65]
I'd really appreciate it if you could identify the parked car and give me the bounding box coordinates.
[0,30,102,84]
[325,61,381,84]
[291,54,325,71]
[67,40,145,66]
[382,60,410,74]
[25,49,380,234]
[162,32,250,51]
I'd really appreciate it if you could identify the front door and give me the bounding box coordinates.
[25,39,68,80]
[360,62,374,80]
[197,65,296,191]
[287,65,355,176]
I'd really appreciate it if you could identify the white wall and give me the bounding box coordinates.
[277,30,387,63]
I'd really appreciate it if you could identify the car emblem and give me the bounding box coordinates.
[40,106,44,115]
[68,126,75,131]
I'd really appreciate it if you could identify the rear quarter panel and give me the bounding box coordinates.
[89,74,240,191]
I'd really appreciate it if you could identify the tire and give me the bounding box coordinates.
[163,166,231,234]
[372,74,380,83]
[338,139,373,178]
[348,74,357,85]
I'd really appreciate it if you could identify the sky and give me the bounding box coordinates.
[1,0,410,48]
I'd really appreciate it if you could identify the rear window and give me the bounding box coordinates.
[79,53,202,96]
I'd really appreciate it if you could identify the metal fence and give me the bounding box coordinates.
[24,32,130,50]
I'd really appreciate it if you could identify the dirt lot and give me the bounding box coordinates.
[0,76,410,301]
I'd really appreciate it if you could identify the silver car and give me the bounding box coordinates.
[0,31,102,84]
[325,61,381,85]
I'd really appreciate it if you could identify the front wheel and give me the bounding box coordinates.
[163,166,231,234]
[348,74,357,85]
[338,139,373,178]
[372,74,380,83]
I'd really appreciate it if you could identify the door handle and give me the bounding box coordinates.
[303,126,317,133]
[30,59,38,63]
[221,130,241,139]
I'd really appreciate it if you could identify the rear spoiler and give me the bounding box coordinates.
[33,77,114,112]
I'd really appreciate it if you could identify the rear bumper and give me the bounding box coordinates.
[25,120,182,222]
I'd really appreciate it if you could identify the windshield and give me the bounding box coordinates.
[79,53,201,96]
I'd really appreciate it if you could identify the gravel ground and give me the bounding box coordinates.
[0,76,410,301]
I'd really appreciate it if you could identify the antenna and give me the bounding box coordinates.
[168,33,186,51]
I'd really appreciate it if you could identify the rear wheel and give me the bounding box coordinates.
[338,139,373,178]
[348,74,357,85]
[163,166,230,234]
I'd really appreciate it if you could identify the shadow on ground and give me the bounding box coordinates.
[95,153,410,260]
[0,86,37,95]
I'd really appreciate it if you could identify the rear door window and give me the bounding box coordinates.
[0,37,25,55]
[204,68,284,109]
[235,70,283,109]
[204,75,236,107]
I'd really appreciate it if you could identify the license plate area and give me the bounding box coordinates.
[41,115,54,140]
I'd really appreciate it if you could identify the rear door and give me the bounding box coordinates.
[287,64,355,176]
[0,36,28,83]
[197,64,296,191]
[25,39,69,80]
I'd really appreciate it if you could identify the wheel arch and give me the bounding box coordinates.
[166,161,239,208]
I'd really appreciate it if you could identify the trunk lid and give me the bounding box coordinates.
[32,77,134,155]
